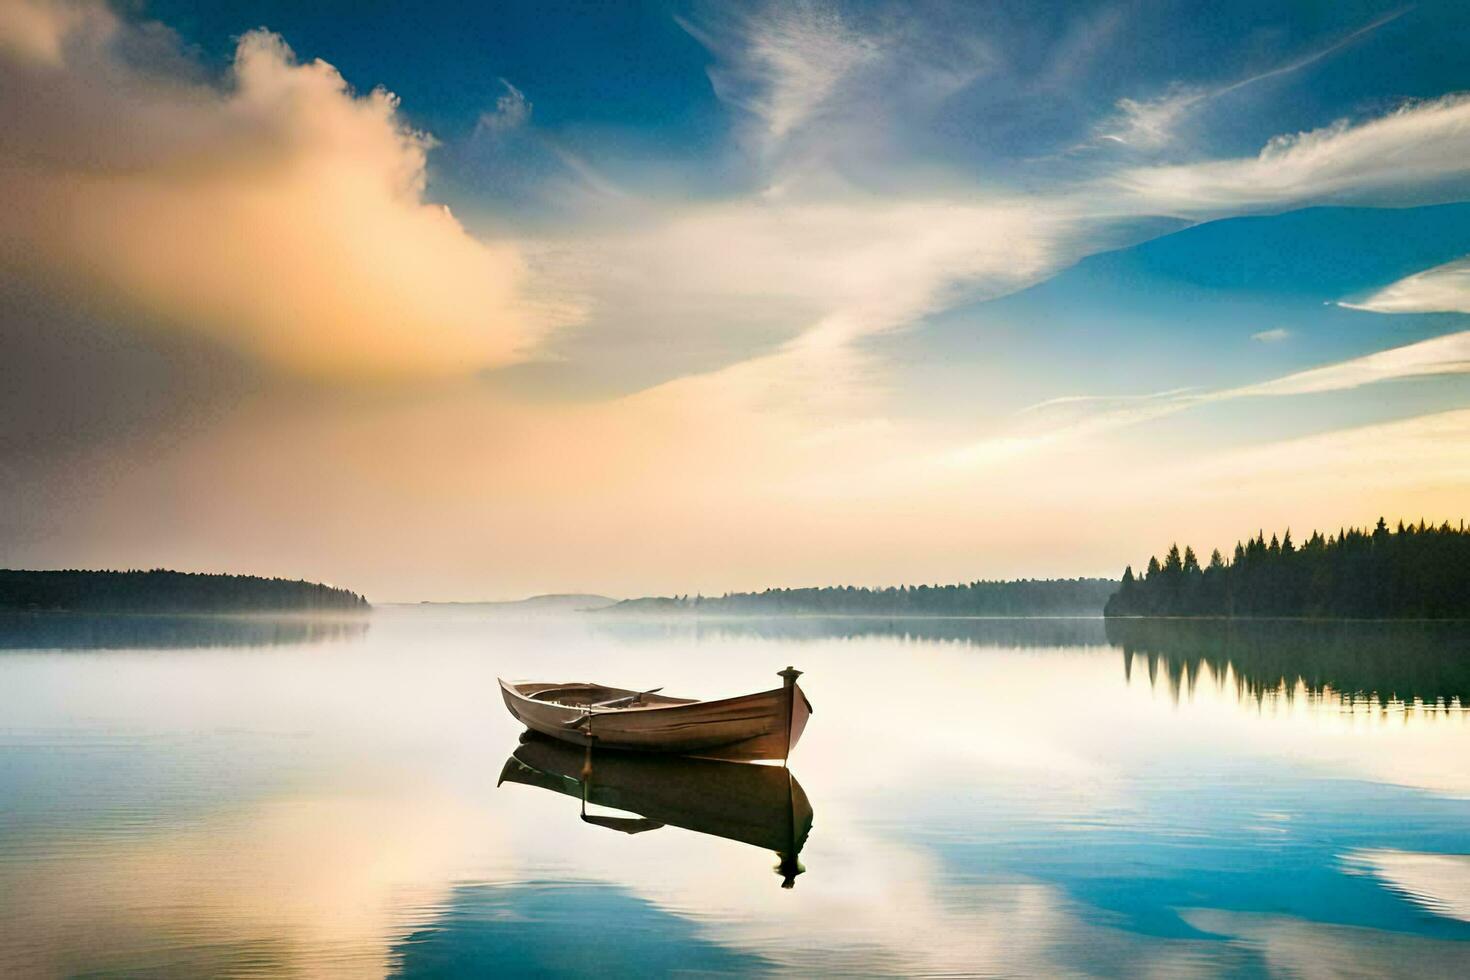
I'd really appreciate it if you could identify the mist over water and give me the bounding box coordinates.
[2,608,1469,976]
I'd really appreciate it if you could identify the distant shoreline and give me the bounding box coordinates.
[604,578,1118,618]
[0,569,369,614]
[409,593,615,610]
[593,610,1470,623]
[0,609,369,619]
[590,610,1108,620]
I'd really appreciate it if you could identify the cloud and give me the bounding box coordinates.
[683,1,880,156]
[996,330,1470,452]
[1097,86,1209,150]
[526,7,1470,402]
[0,1,550,379]
[1341,256,1470,314]
[1094,8,1407,151]
[0,0,93,65]
[1113,92,1470,213]
[535,195,1077,376]
[1231,330,1470,397]
[681,1,991,178]
[522,5,1086,395]
[474,78,531,137]
[1003,250,1470,449]
[1191,408,1470,509]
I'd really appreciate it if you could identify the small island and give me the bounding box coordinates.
[1105,519,1470,619]
[0,569,369,613]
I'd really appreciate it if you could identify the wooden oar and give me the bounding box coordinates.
[561,687,663,728]
[590,686,663,708]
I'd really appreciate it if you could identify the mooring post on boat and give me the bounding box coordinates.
[778,666,802,766]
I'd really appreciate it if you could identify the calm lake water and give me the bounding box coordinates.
[2,608,1469,977]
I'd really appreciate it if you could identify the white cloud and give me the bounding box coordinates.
[1251,328,1291,343]
[1113,92,1470,213]
[686,1,879,155]
[540,8,1470,401]
[1342,256,1470,314]
[994,330,1470,452]
[541,195,1076,356]
[475,78,531,136]
[1098,88,1205,150]
[1232,330,1470,396]
[1093,9,1405,152]
[681,1,992,178]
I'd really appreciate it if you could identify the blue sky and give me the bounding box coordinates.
[1,0,1469,597]
[139,2,1470,173]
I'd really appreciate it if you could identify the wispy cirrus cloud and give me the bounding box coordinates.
[679,0,992,177]
[530,3,1470,433]
[527,192,1082,396]
[1094,8,1408,151]
[474,79,532,137]
[1004,330,1470,447]
[679,1,879,158]
[528,2,1069,394]
[1341,256,1470,314]
[1112,91,1470,213]
[1232,331,1470,396]
[1098,86,1209,151]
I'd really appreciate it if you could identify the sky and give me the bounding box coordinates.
[1,0,1468,601]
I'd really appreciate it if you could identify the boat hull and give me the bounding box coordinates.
[498,677,812,761]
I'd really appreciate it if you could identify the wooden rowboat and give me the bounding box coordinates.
[497,666,812,762]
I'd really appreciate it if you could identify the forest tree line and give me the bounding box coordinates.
[0,569,369,613]
[1104,519,1470,619]
[611,578,1119,617]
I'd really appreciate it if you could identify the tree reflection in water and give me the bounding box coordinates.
[1107,618,1470,713]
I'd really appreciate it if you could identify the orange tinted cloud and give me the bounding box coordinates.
[0,2,551,378]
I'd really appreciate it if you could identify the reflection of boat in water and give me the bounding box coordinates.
[498,734,814,888]
[498,666,812,761]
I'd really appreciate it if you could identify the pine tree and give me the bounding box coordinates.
[1105,518,1470,619]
